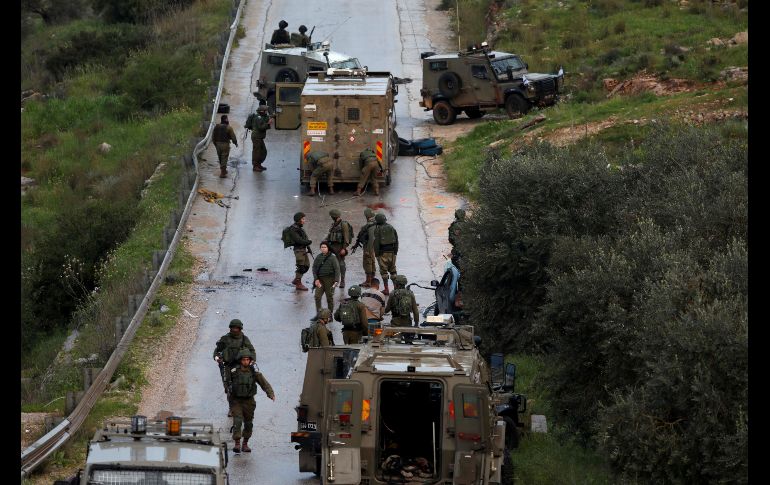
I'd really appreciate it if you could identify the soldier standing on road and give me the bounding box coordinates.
[229,349,275,454]
[384,275,420,327]
[351,208,377,287]
[368,212,398,295]
[270,19,291,45]
[249,105,272,172]
[306,151,335,196]
[313,241,340,312]
[212,115,238,178]
[288,212,312,291]
[334,285,369,344]
[355,148,381,196]
[326,209,353,287]
[213,319,256,413]
[361,277,386,330]
[310,309,334,347]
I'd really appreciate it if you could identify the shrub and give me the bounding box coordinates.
[93,0,195,24]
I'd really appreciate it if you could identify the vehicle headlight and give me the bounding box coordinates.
[527,83,536,93]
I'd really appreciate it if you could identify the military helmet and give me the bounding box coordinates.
[348,285,362,298]
[294,211,306,222]
[229,319,243,329]
[237,348,254,361]
[279,20,288,29]
[329,208,341,219]
[455,208,466,220]
[299,24,308,33]
[393,274,408,285]
[317,308,332,320]
[364,207,375,218]
[375,213,387,223]
[257,105,268,112]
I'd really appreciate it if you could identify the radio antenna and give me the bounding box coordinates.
[321,16,353,43]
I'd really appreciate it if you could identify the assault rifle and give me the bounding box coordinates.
[215,353,230,396]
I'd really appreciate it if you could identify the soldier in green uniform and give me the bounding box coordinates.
[306,151,335,196]
[384,275,420,327]
[351,208,377,287]
[448,208,466,247]
[326,209,353,287]
[368,212,398,295]
[334,285,369,344]
[250,105,272,172]
[229,349,275,454]
[292,25,311,47]
[212,115,238,178]
[270,20,291,45]
[312,241,340,312]
[213,319,256,413]
[288,212,312,291]
[355,148,381,196]
[310,309,334,347]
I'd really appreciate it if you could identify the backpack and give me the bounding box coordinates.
[339,301,361,330]
[391,289,414,317]
[281,225,294,248]
[376,224,397,246]
[342,221,354,246]
[300,323,321,352]
[245,112,257,130]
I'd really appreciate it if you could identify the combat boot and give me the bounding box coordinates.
[255,162,266,172]
[360,273,373,288]
[295,279,309,291]
[306,186,316,197]
[382,278,390,295]
[219,167,227,178]
[233,439,241,454]
[328,185,335,195]
[258,162,267,171]
[373,183,380,196]
[241,439,251,452]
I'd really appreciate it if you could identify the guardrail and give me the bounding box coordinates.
[20,0,246,479]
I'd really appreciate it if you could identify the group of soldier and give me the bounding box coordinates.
[270,19,311,48]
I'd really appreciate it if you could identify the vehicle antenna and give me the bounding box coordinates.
[321,16,353,43]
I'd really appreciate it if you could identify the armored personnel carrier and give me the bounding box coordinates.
[290,320,526,484]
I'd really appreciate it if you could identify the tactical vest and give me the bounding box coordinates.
[221,335,247,364]
[212,123,230,143]
[391,289,414,317]
[328,220,352,245]
[231,368,257,398]
[376,224,397,246]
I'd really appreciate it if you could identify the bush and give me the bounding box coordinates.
[93,0,195,24]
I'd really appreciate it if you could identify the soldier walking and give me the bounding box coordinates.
[313,241,340,312]
[355,148,381,196]
[368,212,398,295]
[351,208,377,287]
[249,105,271,172]
[213,319,256,414]
[326,209,353,287]
[270,19,291,45]
[334,285,369,344]
[384,275,420,327]
[306,151,335,196]
[229,349,275,454]
[287,212,312,291]
[212,115,238,178]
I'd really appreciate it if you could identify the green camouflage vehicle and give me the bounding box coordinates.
[419,43,564,125]
[290,317,526,484]
[54,416,229,485]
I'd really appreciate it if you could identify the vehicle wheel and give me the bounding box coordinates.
[432,100,457,125]
[275,67,299,83]
[504,94,530,119]
[464,107,484,119]
[503,416,520,450]
[438,72,462,98]
[500,448,514,485]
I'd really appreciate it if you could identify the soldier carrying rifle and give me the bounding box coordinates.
[213,319,256,415]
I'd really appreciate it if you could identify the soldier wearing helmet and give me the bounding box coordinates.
[213,319,256,413]
[310,308,334,347]
[212,115,238,178]
[305,151,334,196]
[326,208,353,287]
[229,349,275,454]
[287,212,312,291]
[384,275,420,327]
[246,104,272,172]
[334,285,369,344]
[292,24,311,47]
[270,20,291,45]
[367,212,399,295]
[351,207,377,287]
[355,148,381,196]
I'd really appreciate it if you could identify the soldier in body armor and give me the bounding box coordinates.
[384,275,420,327]
[213,319,256,413]
[368,212,398,295]
[270,20,291,45]
[355,148,381,196]
[334,285,369,344]
[287,212,312,291]
[212,115,238,178]
[351,208,377,287]
[229,349,275,454]
[326,209,353,287]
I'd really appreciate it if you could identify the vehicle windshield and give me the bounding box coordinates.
[491,56,526,78]
[331,58,361,69]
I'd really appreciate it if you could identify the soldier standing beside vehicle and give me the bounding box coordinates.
[368,212,398,295]
[351,208,377,287]
[212,115,238,178]
[384,275,420,327]
[229,349,275,454]
[213,319,256,413]
[326,209,353,287]
[355,148,381,196]
[270,19,291,45]
[310,309,334,347]
[334,285,369,344]
[287,212,312,291]
[313,241,340,312]
[247,105,271,172]
[306,151,335,196]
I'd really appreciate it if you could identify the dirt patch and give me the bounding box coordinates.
[21,412,57,450]
[605,71,697,98]
[523,117,620,147]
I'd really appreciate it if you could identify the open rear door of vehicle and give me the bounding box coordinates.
[274,82,304,130]
[322,380,363,484]
[452,383,490,484]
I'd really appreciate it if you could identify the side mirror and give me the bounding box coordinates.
[525,62,529,70]
[490,353,504,388]
[503,362,516,392]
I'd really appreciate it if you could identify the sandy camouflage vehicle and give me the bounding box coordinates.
[54,415,229,485]
[273,68,400,186]
[419,43,564,125]
[290,317,526,484]
[254,40,363,111]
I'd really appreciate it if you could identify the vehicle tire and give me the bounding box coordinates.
[438,72,462,98]
[500,448,514,485]
[504,94,529,119]
[432,100,457,125]
[503,416,520,450]
[275,68,300,83]
[464,107,484,119]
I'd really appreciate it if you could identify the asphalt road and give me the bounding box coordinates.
[182,1,442,483]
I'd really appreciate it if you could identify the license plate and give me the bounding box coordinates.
[299,421,317,431]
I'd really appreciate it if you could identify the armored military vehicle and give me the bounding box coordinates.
[290,321,526,484]
[419,43,564,125]
[54,415,229,485]
[254,41,363,112]
[275,68,399,186]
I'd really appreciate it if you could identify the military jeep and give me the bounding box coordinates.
[419,43,564,125]
[254,41,362,111]
[290,322,526,484]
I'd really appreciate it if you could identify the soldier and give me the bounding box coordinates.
[287,212,312,291]
[293,24,311,47]
[384,275,420,327]
[306,151,335,196]
[213,319,256,413]
[249,105,272,172]
[448,208,466,249]
[212,115,238,178]
[270,19,291,45]
[334,285,369,344]
[326,209,353,287]
[361,277,386,329]
[351,207,377,287]
[229,349,275,454]
[355,148,381,196]
[368,212,398,295]
[312,241,340,312]
[310,309,334,347]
